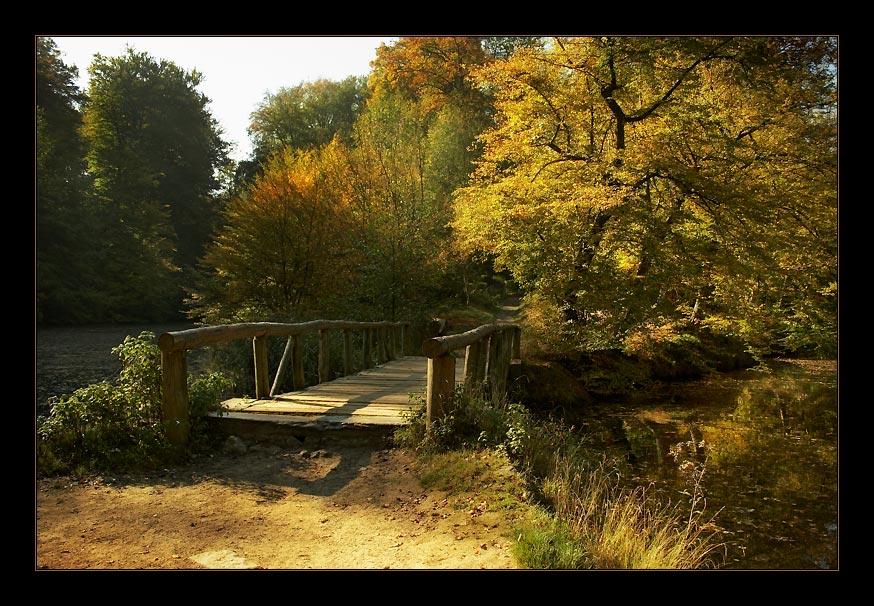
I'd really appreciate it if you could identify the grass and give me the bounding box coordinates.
[541,460,724,569]
[394,388,726,570]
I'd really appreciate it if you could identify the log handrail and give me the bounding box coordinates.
[158,320,405,352]
[422,322,521,429]
[158,320,408,444]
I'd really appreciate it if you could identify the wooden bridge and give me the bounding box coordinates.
[157,320,521,444]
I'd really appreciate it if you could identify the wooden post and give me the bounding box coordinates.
[511,326,521,359]
[161,349,189,445]
[318,329,331,383]
[427,353,456,429]
[476,338,489,384]
[377,327,388,364]
[463,340,485,394]
[292,334,305,389]
[253,335,270,399]
[486,332,499,390]
[363,328,373,370]
[386,326,396,361]
[399,324,406,357]
[493,329,513,401]
[487,330,506,400]
[343,329,353,376]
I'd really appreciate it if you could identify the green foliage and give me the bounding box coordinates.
[36,332,232,476]
[37,332,165,474]
[35,37,97,324]
[242,76,369,184]
[395,388,511,455]
[395,387,595,484]
[187,371,235,441]
[481,36,546,60]
[66,45,229,323]
[38,37,234,325]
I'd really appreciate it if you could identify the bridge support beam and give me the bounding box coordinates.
[253,335,270,399]
[426,353,456,427]
[161,349,189,445]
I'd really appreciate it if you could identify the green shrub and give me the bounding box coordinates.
[188,371,235,443]
[37,332,233,476]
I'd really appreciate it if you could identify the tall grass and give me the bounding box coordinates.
[542,459,724,569]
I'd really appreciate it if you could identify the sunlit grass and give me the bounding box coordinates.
[539,460,725,569]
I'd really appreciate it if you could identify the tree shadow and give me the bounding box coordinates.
[110,439,391,502]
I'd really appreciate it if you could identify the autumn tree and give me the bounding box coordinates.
[193,143,357,322]
[81,48,229,320]
[454,36,837,359]
[365,37,511,310]
[339,90,448,321]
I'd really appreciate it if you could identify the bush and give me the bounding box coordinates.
[37,332,233,476]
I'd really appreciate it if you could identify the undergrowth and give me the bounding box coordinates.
[394,386,726,569]
[36,332,233,477]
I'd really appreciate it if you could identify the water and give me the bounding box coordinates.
[35,322,197,415]
[570,359,838,569]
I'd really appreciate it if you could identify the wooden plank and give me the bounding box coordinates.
[216,410,410,427]
[273,394,418,405]
[218,356,463,427]
[281,392,424,402]
[245,403,416,416]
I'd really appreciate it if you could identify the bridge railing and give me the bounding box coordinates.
[158,320,408,444]
[421,323,521,428]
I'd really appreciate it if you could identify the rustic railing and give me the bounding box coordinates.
[421,323,521,428]
[157,320,408,444]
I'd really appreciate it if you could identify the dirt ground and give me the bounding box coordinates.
[35,435,520,571]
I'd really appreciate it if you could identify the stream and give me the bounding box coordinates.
[570,358,838,569]
[35,325,838,569]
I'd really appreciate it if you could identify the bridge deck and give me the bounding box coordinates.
[217,355,464,429]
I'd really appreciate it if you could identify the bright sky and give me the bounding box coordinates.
[49,36,399,161]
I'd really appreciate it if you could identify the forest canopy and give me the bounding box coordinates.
[35,35,837,362]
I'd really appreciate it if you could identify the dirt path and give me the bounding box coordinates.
[496,294,523,323]
[36,437,519,570]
